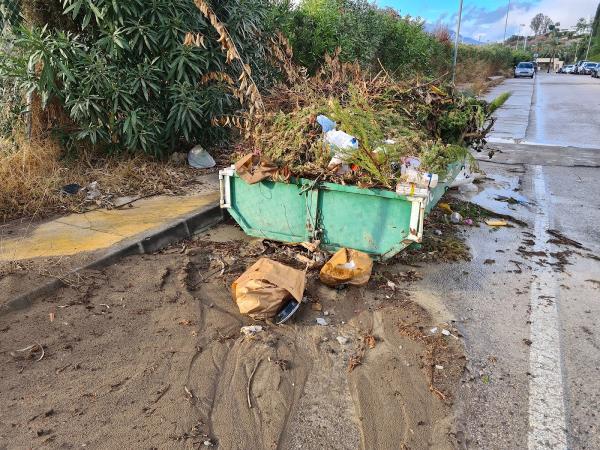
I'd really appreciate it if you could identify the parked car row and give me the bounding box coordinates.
[558,60,600,76]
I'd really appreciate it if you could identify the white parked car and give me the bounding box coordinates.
[563,65,575,74]
[514,62,535,78]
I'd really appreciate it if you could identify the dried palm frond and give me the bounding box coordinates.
[193,0,263,116]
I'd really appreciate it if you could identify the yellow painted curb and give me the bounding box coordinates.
[0,193,219,261]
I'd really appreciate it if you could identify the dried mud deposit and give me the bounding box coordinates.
[0,225,465,449]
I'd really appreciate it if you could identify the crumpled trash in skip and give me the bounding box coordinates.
[188,145,216,169]
[235,153,280,184]
[319,248,373,287]
[232,258,306,320]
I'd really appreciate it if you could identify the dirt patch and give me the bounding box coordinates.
[0,225,465,449]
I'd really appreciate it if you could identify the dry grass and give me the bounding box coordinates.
[455,60,511,95]
[0,133,205,223]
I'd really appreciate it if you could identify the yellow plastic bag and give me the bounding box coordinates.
[319,248,373,287]
[232,258,306,320]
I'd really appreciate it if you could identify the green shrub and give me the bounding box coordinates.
[277,0,447,76]
[0,0,272,156]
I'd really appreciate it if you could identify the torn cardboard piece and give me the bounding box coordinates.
[235,154,280,184]
[232,258,306,320]
[320,248,373,287]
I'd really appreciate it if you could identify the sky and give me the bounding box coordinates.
[378,0,598,42]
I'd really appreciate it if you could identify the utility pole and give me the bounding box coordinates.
[524,34,528,50]
[451,0,464,84]
[516,23,524,50]
[503,0,511,44]
[585,23,593,60]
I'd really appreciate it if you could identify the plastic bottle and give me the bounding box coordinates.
[403,167,439,188]
[325,130,359,151]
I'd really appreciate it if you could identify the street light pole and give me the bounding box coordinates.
[516,23,524,50]
[451,0,464,84]
[503,0,511,44]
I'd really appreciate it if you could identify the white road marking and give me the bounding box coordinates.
[528,165,568,449]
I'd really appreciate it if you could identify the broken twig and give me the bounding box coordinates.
[247,359,262,409]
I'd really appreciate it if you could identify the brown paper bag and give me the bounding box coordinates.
[319,248,373,287]
[232,258,306,320]
[235,154,279,184]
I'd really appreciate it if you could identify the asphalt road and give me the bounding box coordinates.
[436,73,600,449]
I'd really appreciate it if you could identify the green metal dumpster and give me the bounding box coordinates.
[219,161,463,260]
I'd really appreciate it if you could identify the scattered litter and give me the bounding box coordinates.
[430,327,438,334]
[336,336,349,345]
[463,218,474,226]
[450,166,484,188]
[485,219,508,227]
[85,181,101,201]
[320,248,373,287]
[364,335,377,349]
[458,183,478,193]
[441,329,451,336]
[494,195,527,205]
[240,325,264,336]
[316,318,328,326]
[435,365,444,370]
[323,311,330,316]
[247,359,262,409]
[295,253,315,268]
[188,145,216,169]
[275,300,301,325]
[438,203,453,214]
[387,280,397,290]
[232,258,305,320]
[450,212,463,224]
[203,440,215,447]
[311,302,323,311]
[300,240,320,252]
[433,229,443,236]
[10,342,45,362]
[184,385,194,399]
[49,312,55,322]
[61,183,82,195]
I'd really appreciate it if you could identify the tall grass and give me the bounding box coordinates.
[0,134,204,223]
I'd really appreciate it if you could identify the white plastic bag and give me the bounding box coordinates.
[188,145,216,169]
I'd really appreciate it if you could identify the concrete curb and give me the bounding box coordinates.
[1,201,223,316]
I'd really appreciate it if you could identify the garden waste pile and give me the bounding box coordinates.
[233,52,508,191]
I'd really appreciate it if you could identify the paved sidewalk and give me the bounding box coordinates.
[485,77,534,143]
[0,192,220,262]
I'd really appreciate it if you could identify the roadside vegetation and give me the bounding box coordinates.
[0,0,527,222]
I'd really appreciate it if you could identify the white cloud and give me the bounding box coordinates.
[459,0,597,42]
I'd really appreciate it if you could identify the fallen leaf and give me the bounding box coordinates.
[485,219,508,227]
[364,335,376,349]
